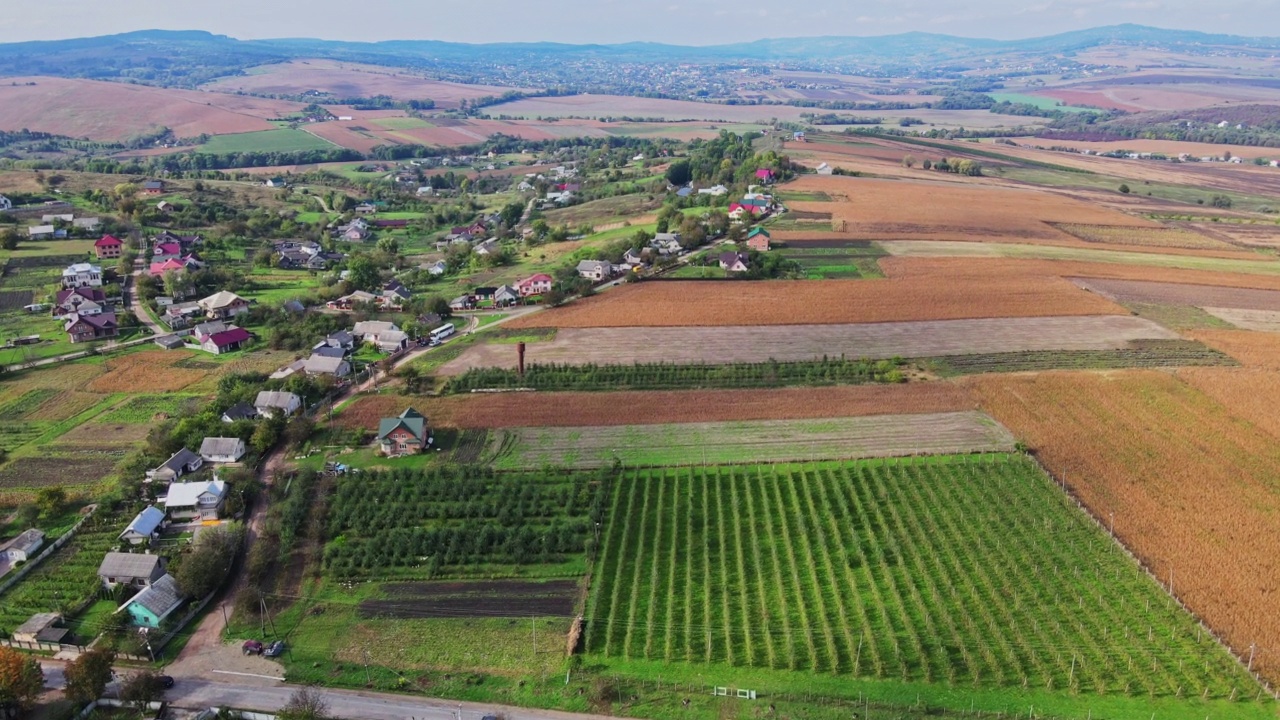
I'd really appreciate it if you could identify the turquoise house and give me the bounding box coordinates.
[119,574,184,628]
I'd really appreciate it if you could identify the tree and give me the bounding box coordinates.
[902,154,916,168]
[664,159,692,187]
[173,522,244,599]
[0,230,17,251]
[922,159,933,170]
[283,416,315,449]
[1118,184,1131,194]
[278,686,330,720]
[35,486,66,518]
[0,646,43,713]
[376,236,400,255]
[64,647,116,705]
[119,670,166,713]
[1210,194,1233,209]
[345,255,380,292]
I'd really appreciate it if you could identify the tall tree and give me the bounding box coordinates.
[278,686,330,720]
[64,647,116,705]
[0,647,43,713]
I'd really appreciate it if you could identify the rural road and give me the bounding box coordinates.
[125,262,168,337]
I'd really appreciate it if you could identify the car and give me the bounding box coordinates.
[264,640,286,658]
[160,675,175,689]
[242,640,264,655]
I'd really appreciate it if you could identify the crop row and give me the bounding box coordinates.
[929,341,1235,376]
[443,357,907,394]
[585,456,1261,699]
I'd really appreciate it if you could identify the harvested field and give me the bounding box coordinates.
[0,456,111,489]
[428,384,974,429]
[0,291,31,312]
[1054,224,1235,251]
[359,580,578,619]
[444,317,1177,375]
[1187,329,1280,370]
[1070,277,1280,311]
[26,390,108,422]
[0,389,58,421]
[300,123,385,153]
[1187,222,1280,250]
[879,241,1280,274]
[489,411,1015,469]
[506,276,1124,330]
[485,94,810,122]
[1201,307,1280,332]
[332,395,419,432]
[52,422,151,449]
[204,60,527,109]
[882,256,1280,293]
[1178,367,1280,442]
[87,351,208,393]
[966,371,1280,683]
[0,77,303,141]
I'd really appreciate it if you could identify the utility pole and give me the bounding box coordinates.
[532,617,537,657]
[363,648,372,685]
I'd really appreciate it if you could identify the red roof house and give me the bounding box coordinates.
[93,235,123,259]
[516,273,553,297]
[200,327,251,355]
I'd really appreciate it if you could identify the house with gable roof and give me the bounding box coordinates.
[377,408,432,457]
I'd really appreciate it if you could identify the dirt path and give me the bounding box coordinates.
[126,263,169,337]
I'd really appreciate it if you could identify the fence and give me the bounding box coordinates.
[0,508,96,597]
[0,638,89,654]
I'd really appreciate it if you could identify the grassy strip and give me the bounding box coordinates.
[923,341,1236,377]
[855,133,1095,174]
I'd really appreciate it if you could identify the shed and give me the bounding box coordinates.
[13,613,64,643]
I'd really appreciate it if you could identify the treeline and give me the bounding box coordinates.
[442,357,908,393]
[1042,105,1280,147]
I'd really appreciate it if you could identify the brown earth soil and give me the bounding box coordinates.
[360,580,579,619]
[1070,277,1280,310]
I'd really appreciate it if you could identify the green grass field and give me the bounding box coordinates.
[370,117,433,130]
[585,455,1266,715]
[990,93,1092,113]
[198,129,336,154]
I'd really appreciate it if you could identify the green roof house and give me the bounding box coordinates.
[377,408,432,457]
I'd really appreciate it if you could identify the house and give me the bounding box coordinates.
[73,217,101,232]
[199,437,246,463]
[384,279,411,301]
[353,320,400,344]
[198,326,251,355]
[156,201,176,214]
[61,263,103,289]
[426,260,448,276]
[418,312,443,328]
[0,529,44,563]
[622,249,646,267]
[474,238,500,256]
[719,252,751,273]
[162,301,203,328]
[198,291,250,320]
[315,330,355,352]
[728,203,767,221]
[473,287,497,303]
[792,131,806,142]
[746,227,772,252]
[154,334,185,350]
[163,479,227,520]
[119,573,184,628]
[118,507,165,545]
[146,447,204,483]
[221,402,258,423]
[449,294,476,311]
[517,273,553,297]
[264,177,289,188]
[327,290,378,310]
[817,162,833,176]
[254,391,302,418]
[64,312,118,343]
[93,235,123,259]
[303,353,352,378]
[151,241,183,261]
[12,613,65,644]
[28,225,55,239]
[577,260,614,282]
[269,359,306,380]
[98,552,167,589]
[143,180,165,194]
[53,288,109,318]
[0,195,10,212]
[149,256,201,277]
[282,299,307,315]
[375,330,409,354]
[494,285,521,307]
[377,408,432,457]
[698,185,729,196]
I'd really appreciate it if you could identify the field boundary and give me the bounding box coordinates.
[0,506,95,598]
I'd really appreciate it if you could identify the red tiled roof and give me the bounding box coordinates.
[94,235,122,248]
[208,328,251,347]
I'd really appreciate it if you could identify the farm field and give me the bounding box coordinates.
[0,77,304,141]
[776,243,886,279]
[487,412,1016,469]
[925,340,1235,376]
[442,316,1177,375]
[966,370,1280,684]
[1200,307,1280,332]
[880,256,1280,293]
[504,276,1125,329]
[485,94,812,122]
[423,384,975,429]
[198,128,337,154]
[1053,224,1236,251]
[585,455,1263,709]
[877,240,1280,275]
[1070,277,1280,312]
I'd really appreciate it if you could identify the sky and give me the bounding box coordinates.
[1,0,1276,44]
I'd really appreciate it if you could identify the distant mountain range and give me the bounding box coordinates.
[0,25,1276,87]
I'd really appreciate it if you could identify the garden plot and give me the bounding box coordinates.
[488,412,1016,469]
[359,580,578,619]
[440,316,1178,375]
[1201,307,1280,332]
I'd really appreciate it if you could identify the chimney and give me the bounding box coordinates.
[517,342,526,378]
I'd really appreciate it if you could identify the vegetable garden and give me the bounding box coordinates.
[926,340,1235,376]
[442,358,907,394]
[322,466,609,579]
[585,455,1262,701]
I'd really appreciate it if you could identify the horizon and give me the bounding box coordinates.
[1,1,1275,46]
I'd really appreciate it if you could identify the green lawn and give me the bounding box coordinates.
[370,117,433,130]
[198,129,336,154]
[990,92,1092,113]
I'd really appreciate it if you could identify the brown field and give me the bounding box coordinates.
[26,390,109,422]
[440,316,1175,375]
[0,77,304,141]
[332,394,419,432]
[1187,329,1280,369]
[1177,366,1280,442]
[1053,223,1236,251]
[301,123,385,153]
[1040,81,1280,112]
[485,94,811,122]
[203,60,528,109]
[52,421,151,449]
[360,580,578,619]
[1009,136,1278,162]
[966,370,1280,682]
[1070,277,1280,311]
[507,274,1125,330]
[87,351,208,393]
[880,256,1280,292]
[1200,307,1280,332]
[427,383,974,429]
[1189,222,1280,250]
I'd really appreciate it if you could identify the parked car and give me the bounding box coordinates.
[242,640,264,655]
[160,675,175,689]
[264,640,286,657]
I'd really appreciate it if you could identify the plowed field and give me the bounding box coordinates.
[87,351,208,393]
[359,580,578,619]
[428,384,973,428]
[506,276,1124,329]
[966,371,1280,683]
[881,256,1280,292]
[1070,278,1280,310]
[442,316,1175,375]
[1201,308,1280,332]
[1188,329,1280,369]
[332,395,419,431]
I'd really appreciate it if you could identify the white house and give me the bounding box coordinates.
[61,263,103,289]
[199,437,246,463]
[0,529,44,563]
[118,507,165,545]
[0,195,11,212]
[698,185,729,196]
[302,354,352,377]
[352,320,401,345]
[576,260,614,282]
[28,225,55,239]
[163,479,227,521]
[254,391,302,418]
